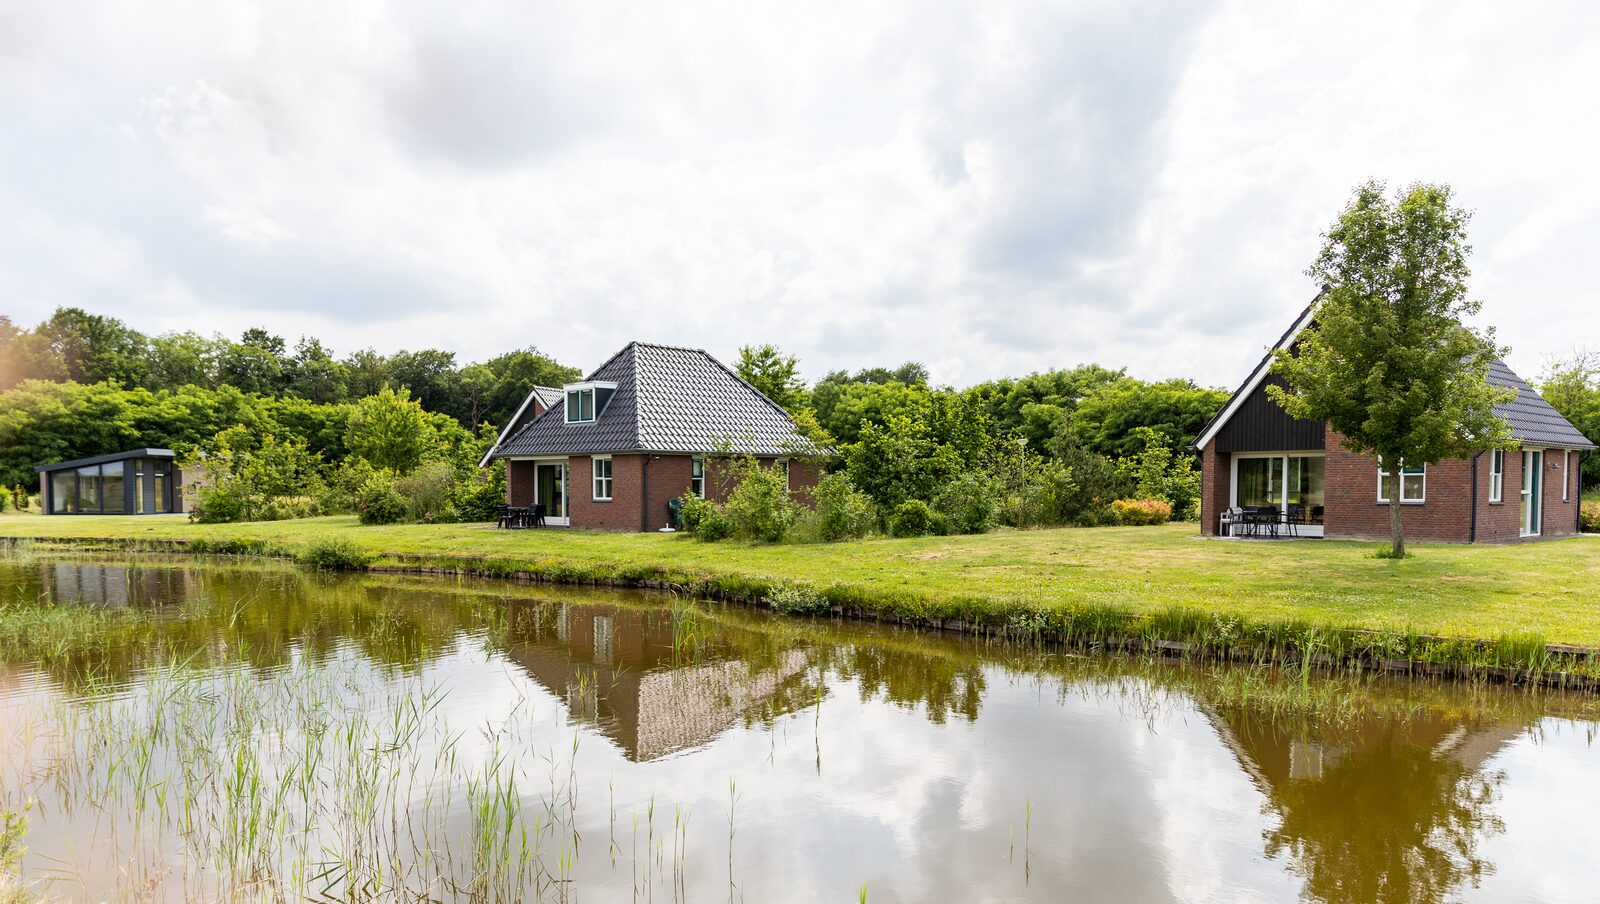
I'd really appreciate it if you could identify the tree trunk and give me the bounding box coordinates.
[1388,472,1406,557]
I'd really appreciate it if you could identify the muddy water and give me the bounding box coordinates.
[0,552,1597,903]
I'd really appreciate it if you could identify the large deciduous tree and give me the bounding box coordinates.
[734,344,806,412]
[1269,181,1513,557]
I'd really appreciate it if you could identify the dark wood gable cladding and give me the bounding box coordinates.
[1213,376,1325,453]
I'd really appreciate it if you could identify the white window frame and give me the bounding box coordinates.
[690,457,705,499]
[1522,448,1544,537]
[1563,450,1570,503]
[1377,460,1426,504]
[1489,450,1504,504]
[565,388,596,424]
[778,458,791,488]
[592,456,613,501]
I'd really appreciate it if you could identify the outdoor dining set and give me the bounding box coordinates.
[1218,505,1323,539]
[495,504,547,529]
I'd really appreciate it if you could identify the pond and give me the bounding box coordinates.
[1,551,1598,903]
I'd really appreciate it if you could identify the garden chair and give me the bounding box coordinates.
[1219,507,1244,537]
[530,504,546,528]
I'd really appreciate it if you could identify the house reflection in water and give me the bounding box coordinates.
[1203,704,1521,904]
[503,600,817,761]
[39,561,194,609]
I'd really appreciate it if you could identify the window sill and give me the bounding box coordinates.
[1376,501,1427,506]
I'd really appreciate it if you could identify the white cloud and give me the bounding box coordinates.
[2,0,1597,387]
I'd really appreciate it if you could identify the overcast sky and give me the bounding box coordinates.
[3,1,1597,389]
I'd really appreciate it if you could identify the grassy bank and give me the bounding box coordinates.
[3,512,1599,683]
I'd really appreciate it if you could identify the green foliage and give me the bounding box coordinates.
[810,473,877,541]
[889,499,947,538]
[297,537,374,571]
[344,387,437,473]
[394,462,459,524]
[1270,181,1515,556]
[723,458,798,542]
[453,461,507,523]
[932,472,998,535]
[0,488,10,513]
[734,344,807,412]
[678,493,734,541]
[10,486,24,512]
[1116,427,1201,520]
[1110,498,1173,526]
[355,472,408,525]
[1068,377,1229,458]
[768,586,830,616]
[186,430,323,524]
[965,364,1126,453]
[1581,500,1599,534]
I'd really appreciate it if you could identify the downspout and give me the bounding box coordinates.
[1469,452,1480,544]
[640,454,653,532]
[1580,450,1587,535]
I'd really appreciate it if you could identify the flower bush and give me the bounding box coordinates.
[1110,498,1172,526]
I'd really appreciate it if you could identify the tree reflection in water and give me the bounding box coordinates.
[1212,707,1510,904]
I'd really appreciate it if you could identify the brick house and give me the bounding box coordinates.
[1193,303,1594,542]
[482,342,824,531]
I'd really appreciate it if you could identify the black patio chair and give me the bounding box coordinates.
[495,505,513,530]
[530,503,547,528]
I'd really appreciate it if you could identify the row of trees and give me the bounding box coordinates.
[0,309,578,427]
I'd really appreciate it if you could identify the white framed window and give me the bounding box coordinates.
[592,456,613,500]
[1489,449,1504,503]
[1563,451,1571,502]
[778,458,790,487]
[1378,460,1426,504]
[566,388,596,423]
[690,457,705,498]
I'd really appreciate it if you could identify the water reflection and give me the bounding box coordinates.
[1,554,1597,903]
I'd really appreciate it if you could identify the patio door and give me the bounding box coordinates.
[536,462,568,524]
[1521,449,1543,537]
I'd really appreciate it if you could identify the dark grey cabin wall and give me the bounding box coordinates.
[1213,377,1326,453]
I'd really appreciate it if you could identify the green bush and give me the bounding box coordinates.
[0,487,11,512]
[257,496,321,521]
[320,457,382,514]
[1110,498,1172,525]
[676,492,716,532]
[355,472,407,525]
[12,485,27,511]
[724,460,798,543]
[297,537,373,571]
[693,505,734,541]
[889,499,937,537]
[1582,500,1599,533]
[769,585,830,616]
[811,472,876,541]
[188,480,254,524]
[453,463,506,522]
[395,461,458,523]
[933,472,998,534]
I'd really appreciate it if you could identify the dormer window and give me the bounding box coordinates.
[563,381,617,425]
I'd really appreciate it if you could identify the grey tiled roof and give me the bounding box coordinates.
[490,343,825,458]
[530,385,563,409]
[1488,360,1596,449]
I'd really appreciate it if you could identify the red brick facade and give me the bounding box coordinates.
[504,453,822,532]
[1201,430,1585,544]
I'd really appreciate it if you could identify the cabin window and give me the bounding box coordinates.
[566,388,596,424]
[592,456,613,501]
[101,461,126,514]
[1377,461,1425,504]
[50,471,74,513]
[1489,450,1504,503]
[76,466,101,512]
[690,458,705,498]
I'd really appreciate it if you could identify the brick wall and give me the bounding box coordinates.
[1324,431,1473,542]
[1543,449,1582,538]
[1474,450,1521,543]
[506,460,537,507]
[643,455,695,532]
[569,454,646,531]
[1199,440,1230,537]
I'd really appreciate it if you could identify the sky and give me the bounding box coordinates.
[3,1,1598,390]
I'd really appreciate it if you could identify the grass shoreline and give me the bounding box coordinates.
[3,513,1599,689]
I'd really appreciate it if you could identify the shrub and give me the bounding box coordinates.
[933,472,998,534]
[769,585,830,616]
[258,496,321,522]
[1110,498,1172,526]
[889,499,936,537]
[395,462,459,523]
[811,472,877,541]
[1582,500,1600,533]
[723,460,798,542]
[188,481,254,524]
[355,472,407,525]
[320,457,382,514]
[297,537,373,571]
[0,487,11,512]
[12,485,27,510]
[692,504,734,541]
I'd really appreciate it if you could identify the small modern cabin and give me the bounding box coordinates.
[36,449,190,515]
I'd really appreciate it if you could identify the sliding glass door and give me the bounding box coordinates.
[1234,454,1325,524]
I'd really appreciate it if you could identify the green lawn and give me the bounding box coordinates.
[3,511,1599,647]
